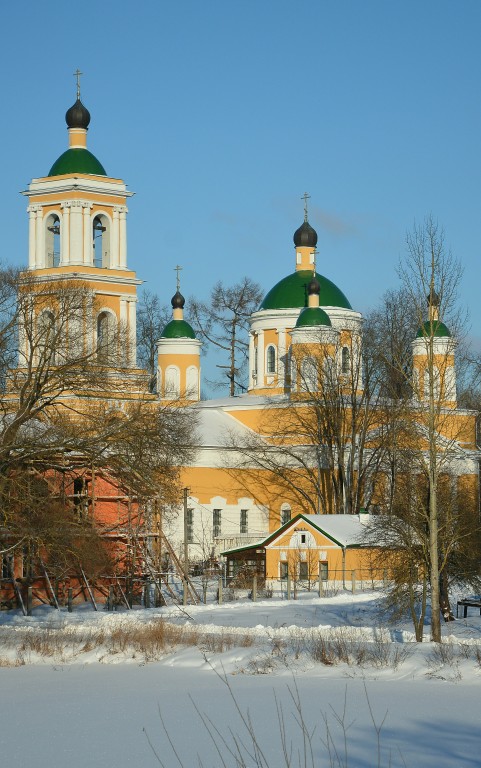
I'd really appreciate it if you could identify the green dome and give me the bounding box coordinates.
[260,271,351,311]
[161,319,196,340]
[48,148,107,177]
[295,306,332,328]
[416,320,451,338]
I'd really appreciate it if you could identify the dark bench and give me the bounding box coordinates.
[456,599,481,618]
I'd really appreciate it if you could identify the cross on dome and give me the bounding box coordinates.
[174,264,183,292]
[73,68,83,100]
[301,192,311,222]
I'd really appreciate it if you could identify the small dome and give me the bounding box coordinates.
[171,291,185,309]
[66,98,91,129]
[293,220,318,248]
[295,306,332,328]
[416,320,451,339]
[260,271,351,311]
[161,319,196,340]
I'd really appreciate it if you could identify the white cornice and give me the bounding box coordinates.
[22,177,134,198]
[23,271,143,287]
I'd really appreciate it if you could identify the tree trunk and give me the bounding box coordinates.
[439,569,455,622]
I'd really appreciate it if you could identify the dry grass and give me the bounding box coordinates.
[0,620,255,664]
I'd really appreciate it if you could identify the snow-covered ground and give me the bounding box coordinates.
[0,589,480,767]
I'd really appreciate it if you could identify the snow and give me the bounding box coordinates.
[0,589,480,767]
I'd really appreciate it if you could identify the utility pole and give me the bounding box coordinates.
[183,487,190,582]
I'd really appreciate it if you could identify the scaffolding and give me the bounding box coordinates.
[0,462,200,612]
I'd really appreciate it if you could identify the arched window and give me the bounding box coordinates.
[301,356,317,392]
[97,311,116,363]
[341,346,350,375]
[38,310,56,364]
[186,365,199,400]
[45,214,60,268]
[266,345,277,374]
[93,214,111,268]
[423,366,441,400]
[165,366,180,399]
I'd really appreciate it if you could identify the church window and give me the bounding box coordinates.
[97,311,116,363]
[423,366,441,400]
[165,366,180,399]
[213,509,222,538]
[38,310,56,365]
[281,505,291,526]
[301,356,317,392]
[341,346,350,375]
[240,509,248,534]
[45,213,60,268]
[266,345,276,374]
[186,365,199,399]
[93,214,111,268]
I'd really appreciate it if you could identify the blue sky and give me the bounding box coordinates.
[1,1,480,387]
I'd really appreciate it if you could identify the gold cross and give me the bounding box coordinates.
[74,68,83,100]
[174,264,183,292]
[301,192,310,222]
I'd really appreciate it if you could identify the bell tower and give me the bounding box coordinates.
[21,74,140,369]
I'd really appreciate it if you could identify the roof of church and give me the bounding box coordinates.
[293,220,318,248]
[48,148,107,177]
[260,270,351,311]
[416,320,451,338]
[295,306,332,328]
[160,319,196,339]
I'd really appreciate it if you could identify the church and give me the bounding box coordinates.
[6,82,480,596]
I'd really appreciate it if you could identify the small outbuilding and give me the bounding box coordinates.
[222,512,380,587]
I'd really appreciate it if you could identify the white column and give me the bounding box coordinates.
[27,206,37,269]
[83,203,92,265]
[120,298,128,364]
[128,298,137,367]
[111,207,120,268]
[248,332,255,390]
[119,206,127,269]
[257,330,265,387]
[35,207,43,268]
[69,201,83,265]
[60,203,71,265]
[277,327,286,387]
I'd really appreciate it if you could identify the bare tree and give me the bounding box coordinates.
[189,278,263,396]
[399,216,465,642]
[226,332,388,518]
[0,272,198,584]
[137,289,170,392]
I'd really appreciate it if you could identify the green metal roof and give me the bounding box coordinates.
[295,306,332,328]
[161,319,196,339]
[260,271,351,311]
[416,320,451,338]
[48,148,107,177]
